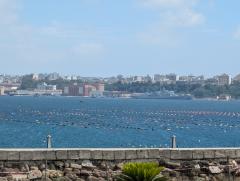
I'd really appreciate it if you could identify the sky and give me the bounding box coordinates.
[0,0,240,77]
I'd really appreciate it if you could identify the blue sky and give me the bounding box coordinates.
[0,0,240,77]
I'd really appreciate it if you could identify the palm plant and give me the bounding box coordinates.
[116,162,167,181]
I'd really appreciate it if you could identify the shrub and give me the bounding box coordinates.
[116,162,167,181]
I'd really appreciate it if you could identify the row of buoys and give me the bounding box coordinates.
[14,107,240,118]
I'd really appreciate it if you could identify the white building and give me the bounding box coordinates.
[0,86,5,95]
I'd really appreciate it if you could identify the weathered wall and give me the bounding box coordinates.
[0,148,239,161]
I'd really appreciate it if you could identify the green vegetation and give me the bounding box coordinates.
[116,162,167,181]
[20,74,83,90]
[105,82,240,99]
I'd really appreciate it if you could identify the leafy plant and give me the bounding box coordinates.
[116,162,167,181]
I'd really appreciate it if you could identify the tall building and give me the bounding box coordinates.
[64,85,82,96]
[154,74,166,82]
[95,83,105,92]
[64,83,105,97]
[217,74,231,85]
[166,74,179,82]
[83,84,97,96]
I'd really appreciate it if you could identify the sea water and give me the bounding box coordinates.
[0,96,240,148]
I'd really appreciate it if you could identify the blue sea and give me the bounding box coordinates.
[0,96,240,148]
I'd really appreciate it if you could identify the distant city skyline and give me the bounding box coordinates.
[1,0,240,76]
[1,72,240,80]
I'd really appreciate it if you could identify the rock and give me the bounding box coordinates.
[199,174,207,178]
[192,176,205,181]
[43,170,64,178]
[64,162,70,168]
[115,163,124,170]
[55,161,64,168]
[194,164,201,170]
[93,169,107,178]
[28,170,42,180]
[82,160,95,168]
[70,163,82,169]
[231,160,238,168]
[209,166,222,174]
[12,174,28,180]
[214,173,229,181]
[38,163,46,171]
[166,161,181,169]
[81,169,92,176]
[52,177,71,181]
[0,178,7,181]
[64,168,73,174]
[86,176,99,181]
[40,177,52,181]
[161,168,179,177]
[49,163,56,170]
[235,168,240,176]
[76,179,85,181]
[72,168,81,175]
[65,173,78,180]
[30,166,39,171]
[198,161,210,167]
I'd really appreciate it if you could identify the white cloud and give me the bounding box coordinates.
[140,0,204,27]
[136,0,205,46]
[165,8,204,27]
[0,0,107,70]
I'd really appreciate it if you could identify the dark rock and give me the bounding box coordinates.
[165,161,181,169]
[73,168,81,175]
[64,168,73,174]
[0,177,7,181]
[86,176,99,181]
[80,170,92,177]
[70,163,82,169]
[65,173,78,180]
[55,161,64,168]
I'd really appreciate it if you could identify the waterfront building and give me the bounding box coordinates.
[0,86,5,95]
[83,84,97,96]
[64,84,82,96]
[64,83,104,97]
[94,83,105,92]
[217,74,231,85]
[37,82,57,91]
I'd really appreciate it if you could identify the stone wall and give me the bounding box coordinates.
[1,148,240,161]
[0,148,240,180]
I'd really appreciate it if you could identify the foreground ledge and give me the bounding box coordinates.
[0,148,239,161]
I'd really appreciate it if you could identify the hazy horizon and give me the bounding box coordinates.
[1,0,240,77]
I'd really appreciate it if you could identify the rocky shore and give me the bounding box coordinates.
[0,148,240,180]
[0,159,240,181]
